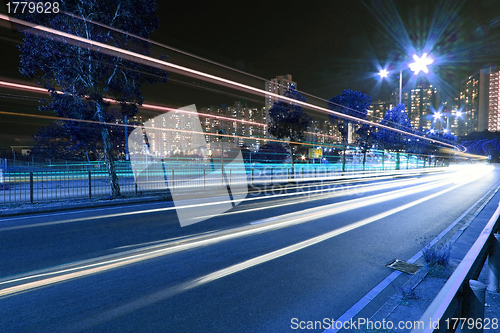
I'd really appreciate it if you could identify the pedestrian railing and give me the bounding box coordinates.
[0,162,447,205]
[411,202,500,333]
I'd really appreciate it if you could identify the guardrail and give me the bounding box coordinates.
[0,163,446,205]
[411,202,500,333]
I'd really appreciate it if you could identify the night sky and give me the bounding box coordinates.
[150,0,500,103]
[1,0,499,104]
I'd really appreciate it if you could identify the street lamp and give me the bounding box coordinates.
[409,53,434,75]
[378,53,434,105]
[433,112,444,132]
[432,109,463,135]
[378,69,389,78]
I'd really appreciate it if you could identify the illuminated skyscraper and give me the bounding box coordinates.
[391,85,438,131]
[488,69,500,131]
[264,74,297,139]
[460,67,493,134]
[265,74,297,110]
[368,100,394,122]
[409,85,438,130]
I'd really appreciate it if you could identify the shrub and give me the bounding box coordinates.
[398,286,420,306]
[422,244,450,275]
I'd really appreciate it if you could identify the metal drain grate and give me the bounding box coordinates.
[386,259,420,274]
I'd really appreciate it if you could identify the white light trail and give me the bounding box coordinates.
[0,168,450,232]
[0,165,491,299]
[69,166,492,330]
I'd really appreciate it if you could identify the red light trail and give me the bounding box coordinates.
[0,14,456,149]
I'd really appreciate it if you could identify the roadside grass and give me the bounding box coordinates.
[422,244,451,277]
[398,285,420,306]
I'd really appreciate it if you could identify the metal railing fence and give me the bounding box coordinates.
[0,159,450,205]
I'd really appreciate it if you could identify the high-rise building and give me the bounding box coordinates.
[145,109,206,157]
[488,69,500,131]
[131,103,267,158]
[226,101,266,146]
[392,85,438,131]
[460,67,494,134]
[265,74,296,110]
[307,119,339,146]
[460,71,480,134]
[200,105,225,145]
[408,85,438,130]
[368,100,394,123]
[264,74,297,139]
[391,88,410,108]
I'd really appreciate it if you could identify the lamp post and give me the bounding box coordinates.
[248,142,259,165]
[453,110,463,136]
[433,111,443,132]
[433,110,462,135]
[379,53,434,105]
[217,129,225,182]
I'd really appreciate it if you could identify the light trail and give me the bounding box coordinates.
[60,10,268,83]
[0,82,343,146]
[0,165,491,300]
[194,178,447,220]
[194,166,482,222]
[0,168,453,232]
[0,80,452,157]
[304,131,340,141]
[0,14,457,149]
[0,109,300,146]
[0,79,332,145]
[0,80,47,93]
[58,11,383,128]
[67,166,492,330]
[0,80,463,157]
[0,79,266,128]
[0,180,453,296]
[200,178,451,222]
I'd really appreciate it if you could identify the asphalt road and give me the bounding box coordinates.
[1,164,499,332]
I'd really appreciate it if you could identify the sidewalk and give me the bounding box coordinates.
[0,193,171,217]
[363,184,500,332]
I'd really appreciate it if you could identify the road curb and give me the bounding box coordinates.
[0,194,171,217]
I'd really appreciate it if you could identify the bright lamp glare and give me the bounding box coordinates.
[409,53,433,75]
[378,69,389,78]
[433,112,442,119]
[456,111,462,117]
